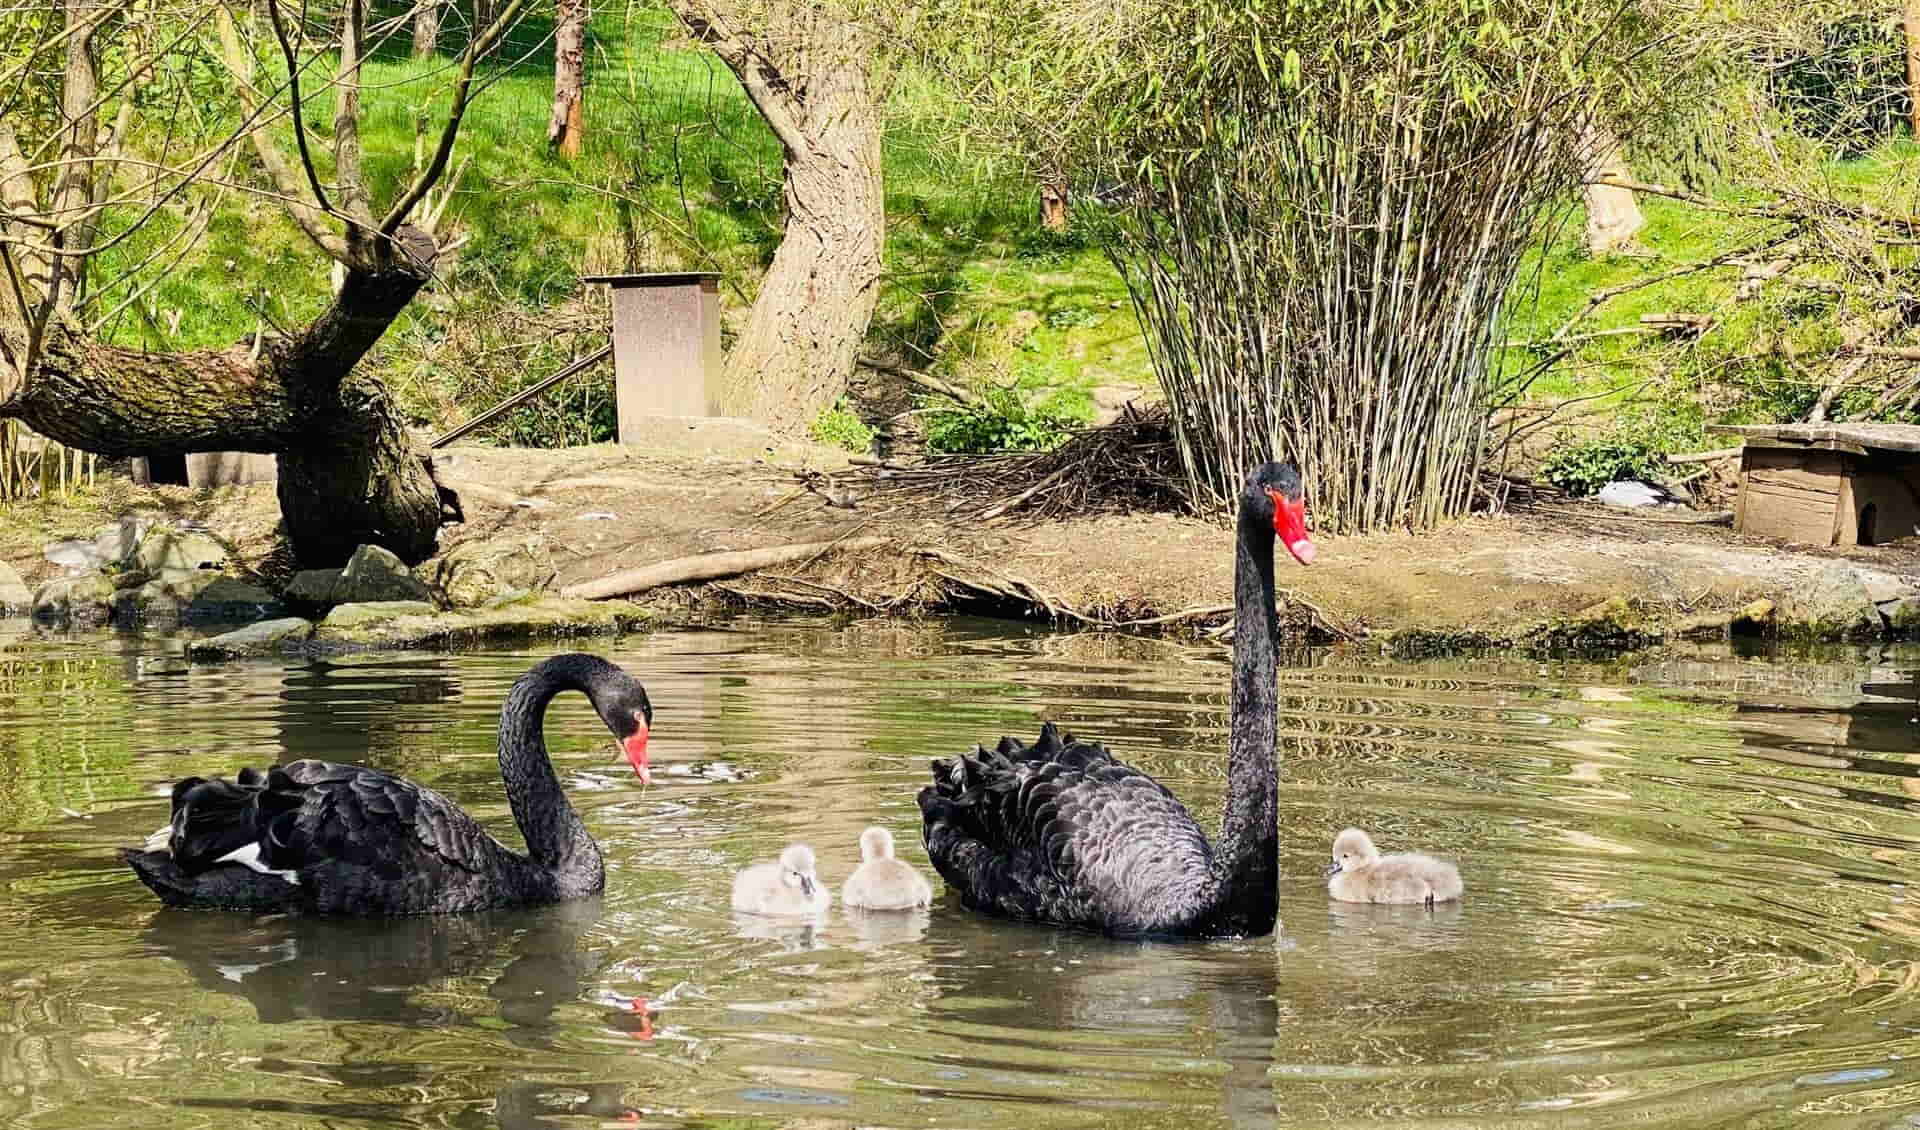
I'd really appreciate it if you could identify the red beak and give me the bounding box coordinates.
[623,723,651,785]
[1267,487,1315,565]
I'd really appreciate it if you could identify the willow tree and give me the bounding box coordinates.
[664,0,888,423]
[0,0,526,565]
[924,0,1683,529]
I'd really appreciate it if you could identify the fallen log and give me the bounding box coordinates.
[559,537,892,600]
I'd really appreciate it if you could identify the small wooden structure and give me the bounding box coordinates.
[581,272,723,442]
[1713,423,1920,546]
[131,452,278,488]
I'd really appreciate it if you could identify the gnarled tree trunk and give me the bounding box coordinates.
[10,230,445,565]
[670,0,885,426]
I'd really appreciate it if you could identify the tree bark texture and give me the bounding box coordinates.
[413,0,443,57]
[671,1,886,426]
[3,230,446,566]
[1580,120,1644,255]
[1907,0,1920,141]
[549,0,587,157]
[1039,179,1068,231]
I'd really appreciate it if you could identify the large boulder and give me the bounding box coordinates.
[284,568,344,608]
[335,545,435,604]
[1780,563,1882,639]
[32,573,116,626]
[187,617,316,660]
[134,529,229,577]
[422,534,555,608]
[0,561,31,614]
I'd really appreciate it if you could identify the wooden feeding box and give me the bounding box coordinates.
[582,272,724,443]
[131,452,278,488]
[1713,423,1920,547]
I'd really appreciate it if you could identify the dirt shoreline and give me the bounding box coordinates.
[6,424,1920,652]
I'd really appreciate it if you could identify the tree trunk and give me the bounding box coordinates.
[1580,119,1643,255]
[1039,178,1068,231]
[549,0,587,158]
[413,0,442,57]
[711,58,884,422]
[1907,0,1920,141]
[4,230,446,566]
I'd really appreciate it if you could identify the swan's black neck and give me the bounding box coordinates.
[1207,497,1280,934]
[498,655,615,892]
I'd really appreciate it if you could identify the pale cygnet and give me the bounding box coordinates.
[840,826,933,911]
[1325,827,1462,907]
[731,843,831,916]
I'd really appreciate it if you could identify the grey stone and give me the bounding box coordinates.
[134,529,228,575]
[0,560,31,613]
[43,538,110,571]
[1859,569,1916,606]
[285,568,344,607]
[94,515,156,567]
[422,535,555,608]
[335,544,434,604]
[1886,597,1920,633]
[185,578,284,623]
[187,617,316,660]
[32,573,116,626]
[1780,563,1882,639]
[313,595,646,649]
[320,600,437,629]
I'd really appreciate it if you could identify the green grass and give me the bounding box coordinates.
[77,6,1914,463]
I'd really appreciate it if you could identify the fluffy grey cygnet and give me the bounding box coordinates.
[840,826,933,911]
[1325,827,1462,907]
[732,843,830,916]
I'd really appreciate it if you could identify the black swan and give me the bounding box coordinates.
[122,653,652,915]
[917,462,1313,938]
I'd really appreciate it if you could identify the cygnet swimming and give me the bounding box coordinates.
[731,842,831,916]
[840,826,933,910]
[1325,827,1462,907]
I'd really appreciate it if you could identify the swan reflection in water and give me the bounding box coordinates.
[137,896,653,1038]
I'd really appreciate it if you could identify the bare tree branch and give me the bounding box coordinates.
[215,3,349,260]
[378,0,534,239]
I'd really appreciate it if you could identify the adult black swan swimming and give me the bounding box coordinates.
[121,653,652,915]
[918,462,1313,938]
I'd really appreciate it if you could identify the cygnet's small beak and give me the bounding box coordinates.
[1324,860,1342,878]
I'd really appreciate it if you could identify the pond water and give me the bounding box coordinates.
[7,619,1920,1128]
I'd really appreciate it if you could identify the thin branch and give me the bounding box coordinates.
[259,0,337,219]
[669,2,810,156]
[215,3,349,260]
[379,0,534,238]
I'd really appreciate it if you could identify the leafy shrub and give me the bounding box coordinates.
[810,404,876,453]
[1538,432,1665,496]
[926,387,1078,453]
[1044,305,1102,330]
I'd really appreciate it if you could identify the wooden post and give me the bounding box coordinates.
[582,273,724,440]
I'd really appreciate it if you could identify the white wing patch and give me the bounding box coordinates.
[144,825,173,853]
[214,842,301,886]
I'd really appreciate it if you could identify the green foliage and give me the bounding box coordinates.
[1538,433,1667,497]
[1770,14,1909,155]
[810,404,877,452]
[926,387,1080,453]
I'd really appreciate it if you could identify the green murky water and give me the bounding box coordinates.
[6,619,1920,1128]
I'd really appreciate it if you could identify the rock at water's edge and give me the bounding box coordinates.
[336,545,435,604]
[320,600,437,629]
[134,529,229,576]
[312,595,646,649]
[0,561,31,613]
[187,617,316,659]
[285,568,344,608]
[32,573,117,626]
[422,534,555,608]
[1779,564,1882,639]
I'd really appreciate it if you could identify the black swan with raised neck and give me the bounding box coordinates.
[917,462,1313,938]
[122,653,652,915]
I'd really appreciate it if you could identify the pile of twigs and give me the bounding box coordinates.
[853,404,1190,521]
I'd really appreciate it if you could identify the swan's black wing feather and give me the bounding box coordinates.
[268,759,507,875]
[919,722,1216,936]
